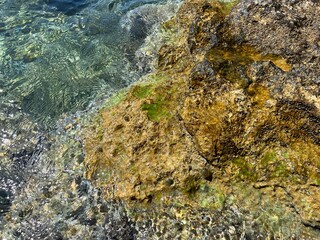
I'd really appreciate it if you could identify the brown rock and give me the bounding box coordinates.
[84,0,320,238]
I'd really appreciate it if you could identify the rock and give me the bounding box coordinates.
[83,0,320,238]
[223,0,320,65]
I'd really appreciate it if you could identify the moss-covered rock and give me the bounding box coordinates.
[84,0,320,238]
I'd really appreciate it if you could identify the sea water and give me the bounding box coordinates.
[0,0,180,238]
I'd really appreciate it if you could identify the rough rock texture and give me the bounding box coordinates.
[223,0,320,66]
[84,0,320,238]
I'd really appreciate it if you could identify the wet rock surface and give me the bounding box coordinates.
[84,0,320,239]
[223,0,320,66]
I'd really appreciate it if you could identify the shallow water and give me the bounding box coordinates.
[1,0,142,126]
[0,0,180,238]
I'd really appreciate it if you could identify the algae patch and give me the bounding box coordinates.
[217,0,240,15]
[132,85,153,99]
[208,45,291,73]
[141,99,170,122]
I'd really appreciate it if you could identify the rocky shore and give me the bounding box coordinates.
[84,0,320,239]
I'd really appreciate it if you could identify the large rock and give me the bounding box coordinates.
[84,0,320,238]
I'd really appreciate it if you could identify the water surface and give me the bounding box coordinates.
[0,0,180,237]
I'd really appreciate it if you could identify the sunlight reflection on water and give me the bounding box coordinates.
[0,0,180,238]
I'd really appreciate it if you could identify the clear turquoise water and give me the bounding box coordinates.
[0,0,180,237]
[0,0,145,125]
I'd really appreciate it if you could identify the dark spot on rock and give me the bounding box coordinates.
[175,222,184,231]
[13,230,22,238]
[99,203,108,213]
[18,208,32,218]
[21,27,31,34]
[55,234,64,240]
[10,149,34,167]
[124,115,130,122]
[42,186,53,198]
[0,189,11,214]
[114,124,124,131]
[77,154,85,164]
[96,147,103,153]
[130,196,137,201]
[165,178,174,186]
[132,140,147,153]
[78,180,90,195]
[75,176,82,185]
[145,194,153,203]
[130,15,148,41]
[216,137,239,157]
[185,175,200,194]
[85,217,97,226]
[202,168,213,181]
[108,1,116,11]
[134,125,142,134]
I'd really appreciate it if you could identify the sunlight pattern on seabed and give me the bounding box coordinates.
[1,0,138,125]
[0,0,180,238]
